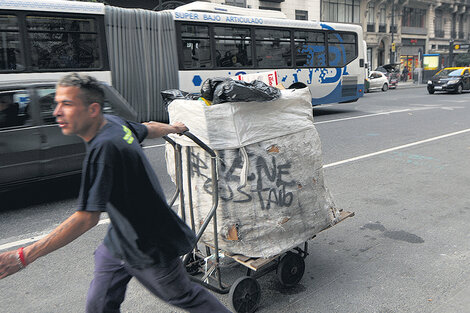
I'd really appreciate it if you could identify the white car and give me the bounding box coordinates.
[366,71,389,92]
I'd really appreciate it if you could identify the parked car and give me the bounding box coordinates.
[375,63,400,89]
[366,71,389,92]
[0,80,137,191]
[427,67,470,94]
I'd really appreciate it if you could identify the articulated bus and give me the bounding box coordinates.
[173,2,366,105]
[0,0,365,121]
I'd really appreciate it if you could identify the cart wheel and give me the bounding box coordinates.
[277,252,305,287]
[229,276,261,313]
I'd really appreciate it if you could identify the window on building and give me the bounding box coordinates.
[402,7,426,28]
[390,8,398,33]
[225,0,246,8]
[450,13,456,39]
[322,0,360,24]
[434,9,444,37]
[295,10,308,21]
[458,15,464,39]
[258,6,281,11]
[366,2,375,32]
[378,4,386,32]
[367,2,375,24]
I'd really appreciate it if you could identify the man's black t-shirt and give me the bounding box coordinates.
[77,114,196,268]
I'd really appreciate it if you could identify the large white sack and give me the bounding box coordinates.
[166,87,313,150]
[166,87,340,258]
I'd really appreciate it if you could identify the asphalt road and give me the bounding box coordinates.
[1,85,470,313]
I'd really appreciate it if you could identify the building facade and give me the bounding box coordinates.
[320,0,470,78]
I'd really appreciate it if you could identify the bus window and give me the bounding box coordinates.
[255,28,291,68]
[327,32,357,67]
[26,15,101,70]
[294,30,326,67]
[180,24,211,69]
[214,26,252,68]
[0,14,24,71]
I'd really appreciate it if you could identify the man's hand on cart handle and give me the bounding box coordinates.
[0,249,25,279]
[143,121,188,139]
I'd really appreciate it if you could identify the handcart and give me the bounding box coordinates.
[164,132,354,313]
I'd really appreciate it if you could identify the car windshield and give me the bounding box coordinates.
[436,69,463,77]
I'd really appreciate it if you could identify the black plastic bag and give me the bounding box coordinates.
[200,77,226,102]
[201,78,281,105]
[161,89,200,107]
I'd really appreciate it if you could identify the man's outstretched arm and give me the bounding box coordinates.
[0,210,100,279]
[143,121,188,139]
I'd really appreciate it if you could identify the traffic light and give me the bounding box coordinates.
[392,43,396,52]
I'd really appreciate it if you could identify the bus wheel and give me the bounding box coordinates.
[288,82,307,89]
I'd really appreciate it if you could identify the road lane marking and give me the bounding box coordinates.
[2,128,470,251]
[324,128,470,168]
[0,218,111,251]
[143,143,165,149]
[314,108,433,125]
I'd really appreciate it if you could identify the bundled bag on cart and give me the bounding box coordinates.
[165,82,341,258]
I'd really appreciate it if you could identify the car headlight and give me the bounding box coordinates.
[427,80,432,84]
[447,80,459,85]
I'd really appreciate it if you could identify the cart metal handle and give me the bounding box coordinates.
[181,131,216,158]
[164,132,221,283]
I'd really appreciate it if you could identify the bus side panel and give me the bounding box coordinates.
[178,67,364,105]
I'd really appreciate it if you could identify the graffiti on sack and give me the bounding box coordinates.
[189,148,296,210]
[255,154,296,210]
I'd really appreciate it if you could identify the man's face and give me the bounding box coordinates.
[53,86,93,138]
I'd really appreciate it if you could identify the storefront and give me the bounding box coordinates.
[400,38,426,81]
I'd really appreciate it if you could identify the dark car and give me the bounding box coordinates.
[0,80,137,191]
[427,67,470,94]
[375,63,400,89]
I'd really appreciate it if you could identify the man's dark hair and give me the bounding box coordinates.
[57,73,104,108]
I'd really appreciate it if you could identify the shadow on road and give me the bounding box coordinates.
[313,107,359,117]
[0,175,81,212]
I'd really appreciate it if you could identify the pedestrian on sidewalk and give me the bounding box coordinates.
[0,73,231,313]
[402,66,409,82]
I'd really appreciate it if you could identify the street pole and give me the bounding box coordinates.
[390,2,395,64]
[449,39,454,67]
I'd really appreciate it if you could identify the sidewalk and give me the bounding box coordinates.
[396,81,426,89]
